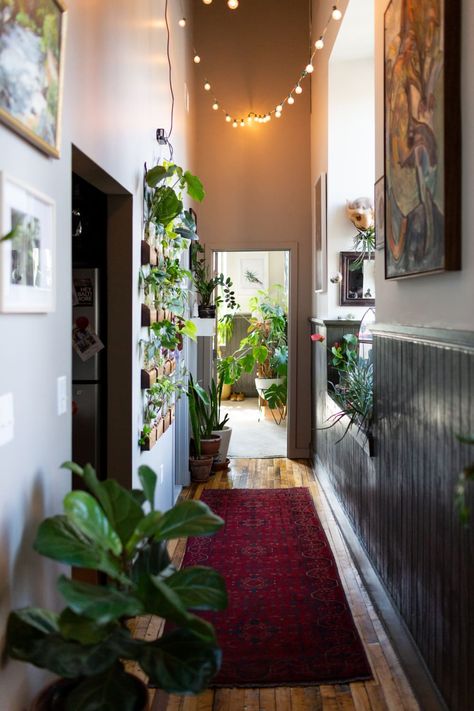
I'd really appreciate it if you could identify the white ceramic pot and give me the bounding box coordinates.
[255,377,283,399]
[211,425,232,463]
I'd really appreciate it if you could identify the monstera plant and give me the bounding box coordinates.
[7,463,227,710]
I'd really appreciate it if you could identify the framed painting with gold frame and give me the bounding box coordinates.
[384,0,461,279]
[0,0,67,158]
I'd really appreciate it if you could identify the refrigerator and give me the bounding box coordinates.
[72,268,104,475]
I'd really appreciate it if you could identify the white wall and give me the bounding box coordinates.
[374,0,474,330]
[323,56,375,318]
[0,1,194,707]
[219,250,286,314]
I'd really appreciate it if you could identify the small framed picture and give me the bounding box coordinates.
[374,176,385,251]
[0,172,56,312]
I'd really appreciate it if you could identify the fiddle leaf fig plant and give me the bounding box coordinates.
[7,462,227,709]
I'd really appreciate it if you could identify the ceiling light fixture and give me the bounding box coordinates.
[228,0,239,8]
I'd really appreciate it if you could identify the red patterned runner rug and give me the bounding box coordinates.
[182,488,372,687]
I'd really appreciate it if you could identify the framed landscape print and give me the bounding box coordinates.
[0,0,67,158]
[384,0,461,279]
[314,173,327,292]
[0,173,56,312]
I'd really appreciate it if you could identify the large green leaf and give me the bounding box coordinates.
[152,187,183,226]
[125,511,163,555]
[165,566,227,611]
[101,480,144,544]
[138,465,157,510]
[64,491,122,556]
[64,664,145,711]
[62,462,114,523]
[240,352,256,373]
[34,516,126,582]
[146,164,177,188]
[6,610,136,678]
[131,540,171,582]
[58,609,116,645]
[182,171,205,202]
[253,345,269,364]
[138,629,221,694]
[154,500,224,541]
[57,576,144,625]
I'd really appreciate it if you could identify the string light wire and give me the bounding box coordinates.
[164,0,175,158]
[193,2,342,127]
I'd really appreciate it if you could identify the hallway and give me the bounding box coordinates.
[131,459,420,711]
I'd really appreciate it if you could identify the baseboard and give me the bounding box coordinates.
[312,455,448,711]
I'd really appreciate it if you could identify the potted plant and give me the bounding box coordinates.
[191,243,238,318]
[6,462,227,710]
[187,376,215,482]
[218,288,288,424]
[187,374,221,459]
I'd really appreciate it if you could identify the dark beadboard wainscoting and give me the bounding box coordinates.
[310,319,474,711]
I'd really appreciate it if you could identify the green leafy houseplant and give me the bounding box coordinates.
[6,462,227,710]
[190,243,238,315]
[350,226,375,271]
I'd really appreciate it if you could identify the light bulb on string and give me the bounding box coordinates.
[228,0,239,8]
[212,101,219,110]
[247,114,253,124]
[295,85,303,94]
[315,37,324,50]
[225,114,231,122]
[275,111,282,118]
[240,119,245,127]
[232,120,238,128]
[204,81,211,91]
[288,95,295,105]
[305,63,314,73]
[178,17,186,27]
[332,6,342,20]
[276,104,283,112]
[193,54,201,64]
[202,0,213,4]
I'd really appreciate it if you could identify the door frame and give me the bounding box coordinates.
[207,242,299,458]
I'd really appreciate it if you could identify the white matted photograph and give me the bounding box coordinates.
[239,257,268,291]
[0,172,56,312]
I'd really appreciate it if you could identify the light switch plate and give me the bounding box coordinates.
[0,393,14,447]
[57,376,68,416]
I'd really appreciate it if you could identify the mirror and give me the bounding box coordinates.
[340,252,375,306]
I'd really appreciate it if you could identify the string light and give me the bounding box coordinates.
[178,17,186,27]
[194,2,343,128]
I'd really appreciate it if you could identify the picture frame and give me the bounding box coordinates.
[239,256,268,291]
[340,252,375,307]
[314,173,327,293]
[384,0,461,279]
[374,176,385,251]
[0,0,67,158]
[0,172,56,312]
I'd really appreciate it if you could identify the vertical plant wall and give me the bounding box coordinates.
[138,162,205,450]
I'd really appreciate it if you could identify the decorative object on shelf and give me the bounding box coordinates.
[346,197,375,271]
[0,172,55,312]
[218,287,288,425]
[191,242,238,318]
[384,0,461,278]
[314,173,327,293]
[192,3,344,128]
[0,0,67,158]
[339,252,375,307]
[374,177,385,251]
[6,461,226,709]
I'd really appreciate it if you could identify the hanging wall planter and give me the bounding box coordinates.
[141,239,158,266]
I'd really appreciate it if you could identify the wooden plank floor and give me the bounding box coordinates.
[131,458,420,711]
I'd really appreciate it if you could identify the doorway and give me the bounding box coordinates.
[213,249,290,458]
[71,146,133,488]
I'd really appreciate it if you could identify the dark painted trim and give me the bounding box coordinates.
[310,317,361,327]
[312,457,448,711]
[371,323,474,352]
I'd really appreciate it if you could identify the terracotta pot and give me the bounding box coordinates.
[189,455,213,482]
[200,434,221,457]
[31,676,148,710]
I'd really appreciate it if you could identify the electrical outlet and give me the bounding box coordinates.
[0,393,14,447]
[160,464,164,485]
[57,376,67,416]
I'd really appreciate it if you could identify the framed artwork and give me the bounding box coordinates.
[340,252,375,307]
[314,173,327,292]
[374,176,385,251]
[384,0,461,279]
[0,0,67,158]
[0,172,56,312]
[239,256,267,290]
